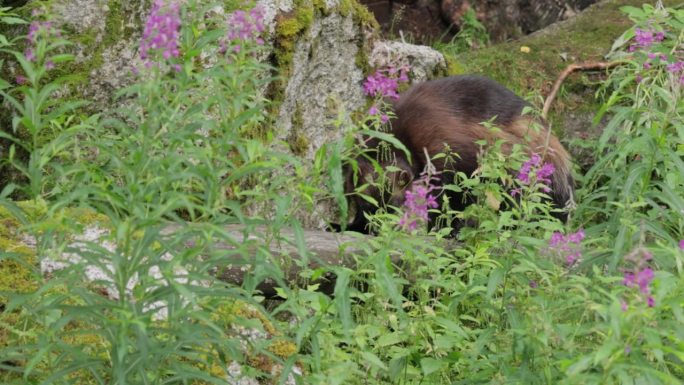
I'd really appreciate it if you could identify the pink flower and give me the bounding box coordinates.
[399,174,439,232]
[516,153,554,193]
[622,248,656,307]
[634,28,663,49]
[140,0,181,66]
[620,300,628,312]
[368,105,379,115]
[666,61,684,73]
[24,48,35,62]
[363,71,400,99]
[679,240,684,250]
[548,230,584,266]
[226,5,266,46]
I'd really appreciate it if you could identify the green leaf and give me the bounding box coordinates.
[566,356,592,376]
[377,332,406,347]
[0,16,26,25]
[420,357,444,376]
[360,351,388,371]
[334,268,353,336]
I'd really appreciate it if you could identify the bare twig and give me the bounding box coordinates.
[542,61,624,120]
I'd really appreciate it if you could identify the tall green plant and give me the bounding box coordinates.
[577,2,684,267]
[0,1,309,383]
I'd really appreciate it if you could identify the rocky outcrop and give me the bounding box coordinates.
[440,0,597,41]
[1,0,447,228]
[358,0,598,43]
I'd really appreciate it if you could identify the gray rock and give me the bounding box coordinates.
[369,40,447,82]
[277,11,366,160]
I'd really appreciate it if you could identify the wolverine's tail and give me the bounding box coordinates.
[495,117,575,216]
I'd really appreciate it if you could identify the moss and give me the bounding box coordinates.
[287,103,309,155]
[0,201,110,308]
[274,0,317,73]
[338,0,378,29]
[267,338,297,359]
[269,0,378,114]
[0,200,109,263]
[212,299,278,336]
[354,44,371,77]
[446,56,465,76]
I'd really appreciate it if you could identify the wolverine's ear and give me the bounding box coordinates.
[398,170,412,188]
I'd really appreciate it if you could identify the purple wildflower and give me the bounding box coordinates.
[625,345,631,354]
[529,280,538,289]
[549,231,565,248]
[140,0,181,65]
[363,70,401,99]
[368,105,379,115]
[16,75,26,85]
[666,61,684,73]
[634,28,664,49]
[620,300,628,312]
[21,11,60,71]
[622,247,657,307]
[399,175,439,232]
[547,229,584,266]
[679,240,684,250]
[223,5,266,52]
[567,229,585,243]
[636,268,654,294]
[362,65,410,123]
[24,48,35,62]
[623,267,654,295]
[516,153,555,193]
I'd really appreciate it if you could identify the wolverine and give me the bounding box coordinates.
[340,75,574,234]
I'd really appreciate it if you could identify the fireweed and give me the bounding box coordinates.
[398,173,439,232]
[511,152,555,197]
[139,0,181,70]
[628,25,684,85]
[363,65,409,125]
[19,8,61,79]
[621,247,656,308]
[223,5,266,53]
[547,229,585,266]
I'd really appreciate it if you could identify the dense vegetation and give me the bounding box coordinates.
[0,1,683,384]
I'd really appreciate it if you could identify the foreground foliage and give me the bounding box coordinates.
[1,1,683,384]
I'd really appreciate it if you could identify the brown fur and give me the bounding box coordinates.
[341,75,574,234]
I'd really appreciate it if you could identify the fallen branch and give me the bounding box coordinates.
[41,223,453,299]
[542,61,624,120]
